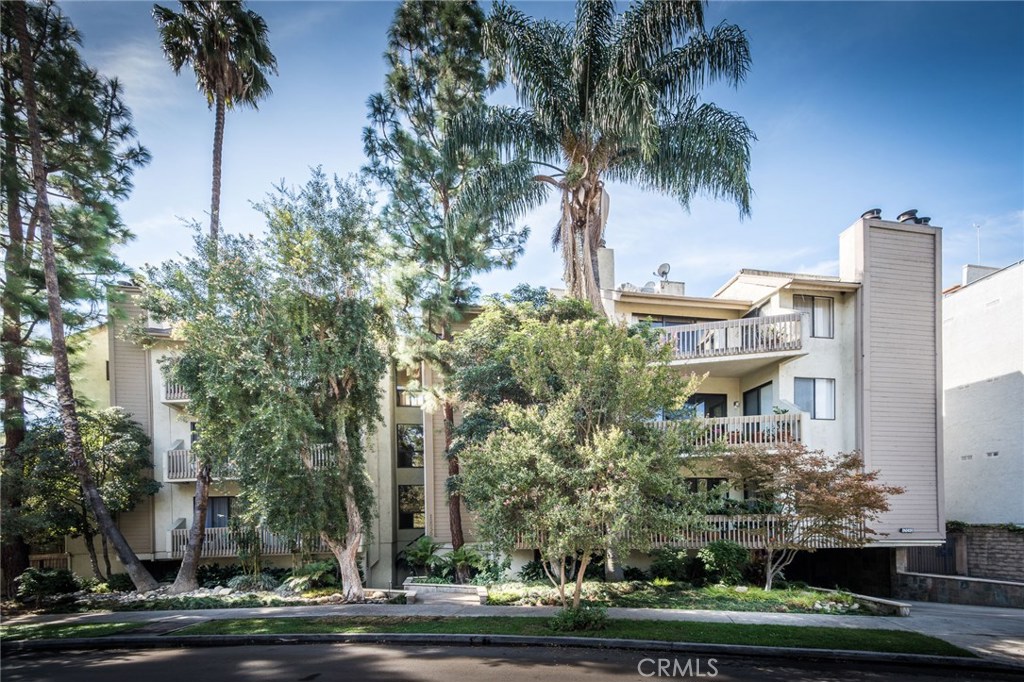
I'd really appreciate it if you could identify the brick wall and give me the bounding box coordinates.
[963,526,1024,582]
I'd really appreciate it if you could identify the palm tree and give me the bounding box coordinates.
[153,0,275,593]
[153,0,277,241]
[468,0,755,308]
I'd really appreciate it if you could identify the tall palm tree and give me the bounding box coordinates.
[468,0,755,308]
[153,0,277,242]
[153,0,275,593]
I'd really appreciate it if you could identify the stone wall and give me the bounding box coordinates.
[895,572,1024,608]
[962,526,1024,581]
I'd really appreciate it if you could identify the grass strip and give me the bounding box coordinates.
[1,622,146,641]
[176,616,973,658]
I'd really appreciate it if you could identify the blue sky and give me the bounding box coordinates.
[61,1,1023,296]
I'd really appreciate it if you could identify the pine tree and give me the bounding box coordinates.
[10,0,158,593]
[1,0,150,595]
[363,0,540,550]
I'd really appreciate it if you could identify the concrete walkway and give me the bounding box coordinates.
[4,599,1022,666]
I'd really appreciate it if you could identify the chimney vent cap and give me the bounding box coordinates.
[861,208,882,220]
[897,209,919,223]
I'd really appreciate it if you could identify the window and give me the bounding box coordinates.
[742,382,772,416]
[684,393,728,419]
[198,496,231,528]
[190,422,199,446]
[793,295,834,338]
[398,485,425,529]
[794,378,835,420]
[397,425,424,468]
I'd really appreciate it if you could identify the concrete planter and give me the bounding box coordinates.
[402,578,488,604]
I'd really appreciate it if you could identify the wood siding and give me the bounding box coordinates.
[863,225,942,540]
[108,289,152,439]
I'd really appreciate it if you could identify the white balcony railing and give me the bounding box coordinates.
[170,527,331,558]
[515,515,864,551]
[165,449,238,482]
[167,445,337,482]
[657,413,803,448]
[163,381,189,402]
[660,313,802,361]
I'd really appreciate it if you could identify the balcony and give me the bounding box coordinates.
[165,449,237,482]
[658,413,804,450]
[660,314,805,377]
[162,381,189,404]
[170,527,330,558]
[166,445,336,482]
[515,515,864,551]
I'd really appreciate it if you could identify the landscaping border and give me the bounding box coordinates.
[5,632,1021,675]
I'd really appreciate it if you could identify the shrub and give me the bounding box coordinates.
[105,572,136,593]
[437,546,485,584]
[15,568,79,604]
[397,536,443,577]
[517,559,548,583]
[697,540,750,585]
[622,565,648,581]
[282,561,339,593]
[649,548,694,582]
[226,573,280,592]
[548,605,608,632]
[197,563,246,588]
[471,553,511,585]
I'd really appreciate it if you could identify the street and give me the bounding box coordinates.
[3,644,1021,682]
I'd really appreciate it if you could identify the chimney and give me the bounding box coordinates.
[897,209,919,223]
[861,208,882,220]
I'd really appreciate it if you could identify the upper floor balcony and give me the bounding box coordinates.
[165,443,335,482]
[657,412,805,451]
[660,313,805,377]
[162,380,189,405]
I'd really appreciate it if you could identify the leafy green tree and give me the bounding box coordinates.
[9,0,158,593]
[153,0,277,241]
[20,408,160,581]
[363,0,540,549]
[722,443,905,590]
[452,298,709,608]
[464,0,754,306]
[0,0,148,595]
[141,170,389,601]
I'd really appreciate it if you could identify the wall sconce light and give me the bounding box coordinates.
[732,401,740,408]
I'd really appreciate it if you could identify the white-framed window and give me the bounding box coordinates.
[794,295,834,338]
[794,378,835,420]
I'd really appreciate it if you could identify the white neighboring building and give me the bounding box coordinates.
[942,261,1024,525]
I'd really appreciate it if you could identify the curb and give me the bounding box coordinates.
[4,632,1022,673]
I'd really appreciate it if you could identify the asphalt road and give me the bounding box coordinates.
[3,644,1022,682]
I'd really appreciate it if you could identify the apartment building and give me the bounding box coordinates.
[942,261,1023,525]
[67,210,945,586]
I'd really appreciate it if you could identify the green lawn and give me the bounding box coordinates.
[487,581,864,614]
[0,622,145,641]
[176,616,973,658]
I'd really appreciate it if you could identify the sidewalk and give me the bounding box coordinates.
[4,598,1022,666]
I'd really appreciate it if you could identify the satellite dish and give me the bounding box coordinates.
[655,263,671,280]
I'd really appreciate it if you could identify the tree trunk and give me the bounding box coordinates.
[572,553,592,610]
[326,487,365,602]
[169,461,211,594]
[209,92,225,242]
[764,549,774,591]
[82,528,103,581]
[1,47,30,597]
[444,400,464,550]
[12,2,158,593]
[100,529,112,580]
